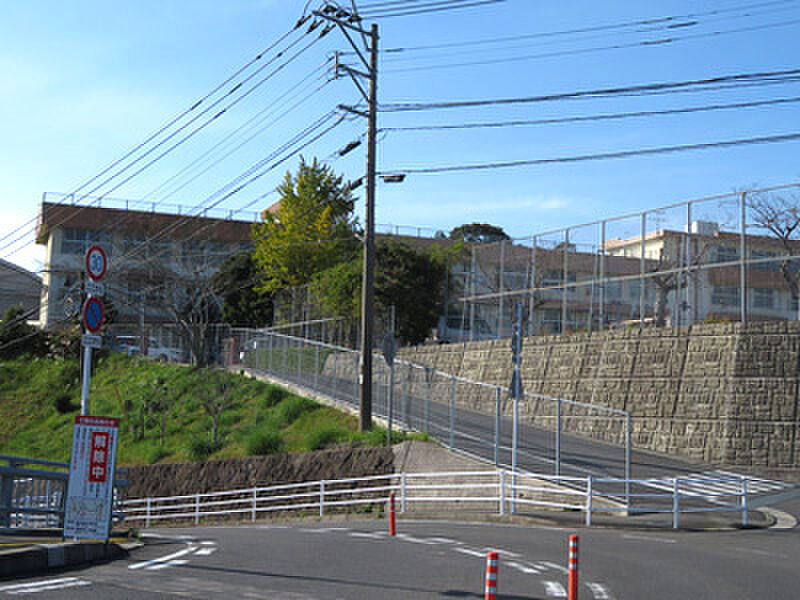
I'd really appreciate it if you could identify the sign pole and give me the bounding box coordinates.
[81,345,92,416]
[80,245,107,417]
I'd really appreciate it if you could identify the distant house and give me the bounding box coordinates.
[604,220,800,324]
[0,258,41,319]
[35,201,254,336]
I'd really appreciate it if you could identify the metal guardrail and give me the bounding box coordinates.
[121,470,750,530]
[0,455,128,530]
[233,330,633,484]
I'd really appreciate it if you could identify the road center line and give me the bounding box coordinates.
[128,545,197,570]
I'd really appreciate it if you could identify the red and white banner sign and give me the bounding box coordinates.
[63,416,119,540]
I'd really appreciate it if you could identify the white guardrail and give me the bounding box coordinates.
[122,470,751,530]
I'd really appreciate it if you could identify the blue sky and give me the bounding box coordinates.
[2,0,799,272]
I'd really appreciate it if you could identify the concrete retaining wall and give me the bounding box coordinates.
[390,322,800,468]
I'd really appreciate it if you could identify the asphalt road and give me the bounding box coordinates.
[265,367,794,511]
[4,521,800,599]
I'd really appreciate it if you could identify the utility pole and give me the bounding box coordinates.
[359,22,378,431]
[315,5,378,431]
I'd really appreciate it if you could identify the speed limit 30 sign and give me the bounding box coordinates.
[85,245,107,281]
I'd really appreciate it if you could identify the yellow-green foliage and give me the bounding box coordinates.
[0,354,412,465]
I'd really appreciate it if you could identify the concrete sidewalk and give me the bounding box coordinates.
[0,529,140,579]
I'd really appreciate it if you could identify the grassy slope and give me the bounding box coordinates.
[0,354,402,466]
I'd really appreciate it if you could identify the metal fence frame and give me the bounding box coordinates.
[0,455,127,530]
[121,469,751,530]
[231,330,632,491]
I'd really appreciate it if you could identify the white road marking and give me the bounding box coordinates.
[349,531,387,539]
[453,547,486,558]
[396,533,441,544]
[200,541,216,545]
[541,561,569,574]
[128,544,197,570]
[507,561,542,575]
[0,578,91,595]
[621,534,676,544]
[587,582,613,599]
[148,559,189,571]
[543,581,567,597]
[195,547,218,556]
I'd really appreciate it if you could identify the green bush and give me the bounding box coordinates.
[262,385,288,409]
[305,426,348,451]
[147,446,171,464]
[53,391,77,414]
[187,437,223,461]
[274,396,317,428]
[245,430,286,455]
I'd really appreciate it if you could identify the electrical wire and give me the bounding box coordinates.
[380,95,800,132]
[379,68,800,111]
[381,131,800,175]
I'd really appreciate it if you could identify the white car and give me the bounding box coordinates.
[113,336,184,363]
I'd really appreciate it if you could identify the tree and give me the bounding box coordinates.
[197,370,230,445]
[748,190,800,316]
[375,241,447,344]
[213,252,273,327]
[253,157,359,295]
[164,269,222,367]
[449,223,510,244]
[311,240,450,346]
[0,304,47,359]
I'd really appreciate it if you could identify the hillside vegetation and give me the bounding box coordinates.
[0,354,407,465]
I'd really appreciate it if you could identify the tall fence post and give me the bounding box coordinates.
[401,473,407,513]
[585,476,593,526]
[424,367,432,434]
[494,386,501,467]
[499,470,506,516]
[625,412,632,511]
[673,478,680,529]
[555,398,562,477]
[314,343,320,391]
[268,334,273,373]
[388,360,395,445]
[352,352,359,407]
[252,488,257,522]
[320,480,325,517]
[741,477,749,527]
[0,458,15,528]
[449,376,456,449]
[195,493,200,525]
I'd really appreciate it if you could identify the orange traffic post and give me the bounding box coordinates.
[389,492,397,536]
[568,534,579,600]
[484,551,499,600]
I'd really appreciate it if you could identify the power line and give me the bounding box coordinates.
[369,0,798,56]
[380,95,800,132]
[381,131,800,175]
[382,17,800,73]
[379,68,800,111]
[360,0,504,18]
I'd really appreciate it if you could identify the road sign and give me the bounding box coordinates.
[382,333,397,367]
[83,297,104,333]
[85,280,105,297]
[85,245,107,281]
[64,295,79,319]
[64,416,119,541]
[81,334,102,349]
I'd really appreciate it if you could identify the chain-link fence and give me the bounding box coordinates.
[460,183,800,339]
[227,329,631,485]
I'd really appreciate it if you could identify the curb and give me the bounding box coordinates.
[0,541,140,579]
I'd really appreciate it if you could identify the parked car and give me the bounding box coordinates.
[113,336,184,363]
[433,315,495,343]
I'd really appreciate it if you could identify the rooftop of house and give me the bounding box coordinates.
[36,202,254,245]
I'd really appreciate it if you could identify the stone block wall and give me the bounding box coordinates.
[393,322,800,469]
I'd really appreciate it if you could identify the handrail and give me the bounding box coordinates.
[121,469,751,530]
